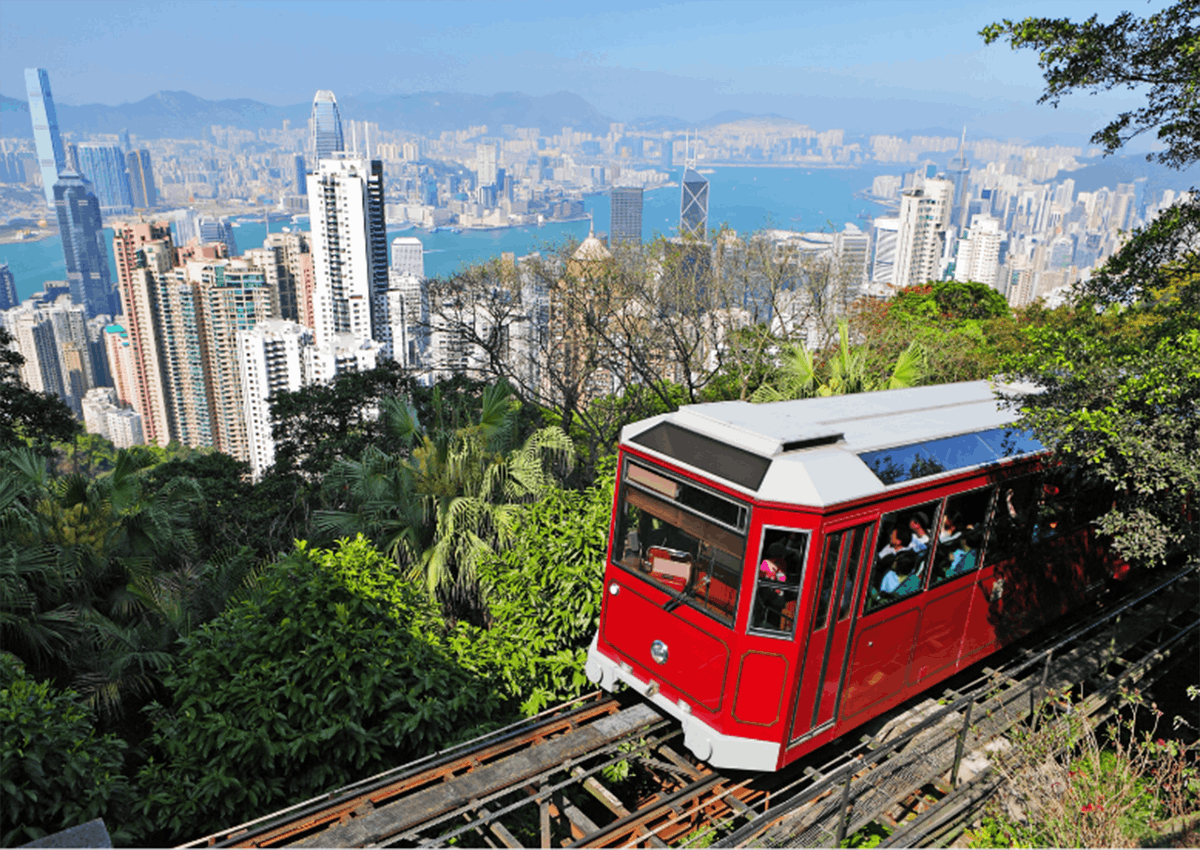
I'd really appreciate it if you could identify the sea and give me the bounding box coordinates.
[2,164,901,302]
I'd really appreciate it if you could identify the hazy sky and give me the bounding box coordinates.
[1,0,1172,142]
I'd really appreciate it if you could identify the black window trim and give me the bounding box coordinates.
[746,523,811,641]
[623,457,750,535]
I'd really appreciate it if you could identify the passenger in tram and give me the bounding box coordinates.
[878,524,913,560]
[939,512,963,546]
[908,512,932,553]
[946,528,984,577]
[882,549,921,595]
[759,542,789,583]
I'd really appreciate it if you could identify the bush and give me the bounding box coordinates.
[449,471,615,715]
[134,537,502,844]
[0,656,135,846]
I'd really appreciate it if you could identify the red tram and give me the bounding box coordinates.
[585,381,1126,770]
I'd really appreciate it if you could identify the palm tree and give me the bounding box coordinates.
[752,318,925,402]
[316,382,574,617]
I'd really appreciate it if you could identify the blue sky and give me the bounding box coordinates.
[1,0,1171,142]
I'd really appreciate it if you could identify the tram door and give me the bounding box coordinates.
[788,523,873,743]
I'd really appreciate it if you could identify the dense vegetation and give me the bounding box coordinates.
[3,4,1198,840]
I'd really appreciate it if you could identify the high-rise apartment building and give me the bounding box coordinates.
[310,90,345,164]
[76,145,135,214]
[475,143,498,187]
[7,303,64,400]
[126,150,158,208]
[53,171,116,319]
[112,222,176,445]
[953,216,1004,290]
[189,260,275,459]
[390,236,425,278]
[610,187,643,245]
[680,167,709,240]
[892,178,953,290]
[103,322,138,409]
[306,155,388,348]
[25,68,66,208]
[0,264,17,311]
[237,320,313,480]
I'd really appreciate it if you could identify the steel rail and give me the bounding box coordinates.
[181,691,619,848]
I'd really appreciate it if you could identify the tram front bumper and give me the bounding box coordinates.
[585,633,781,771]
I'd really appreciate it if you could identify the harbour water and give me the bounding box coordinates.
[3,164,897,302]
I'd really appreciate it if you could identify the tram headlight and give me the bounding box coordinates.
[608,582,620,596]
[650,639,669,665]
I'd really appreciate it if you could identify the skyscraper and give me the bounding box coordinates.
[310,90,345,164]
[238,320,313,480]
[54,171,116,320]
[680,167,709,240]
[126,149,158,208]
[293,154,307,195]
[949,129,971,231]
[307,155,388,348]
[953,216,1004,289]
[76,145,135,214]
[610,187,643,245]
[24,68,66,208]
[197,216,239,257]
[892,178,953,290]
[0,264,17,311]
[870,218,901,286]
[112,222,176,446]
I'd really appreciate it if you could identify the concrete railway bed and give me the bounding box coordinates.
[183,565,1197,849]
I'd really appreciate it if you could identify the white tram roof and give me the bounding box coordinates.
[621,380,1041,508]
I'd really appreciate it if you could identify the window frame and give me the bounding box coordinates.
[862,497,944,615]
[746,524,811,641]
[613,457,752,629]
[927,484,996,589]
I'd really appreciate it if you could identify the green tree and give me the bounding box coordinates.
[0,326,78,454]
[984,1,1200,567]
[0,656,137,846]
[317,383,574,618]
[752,318,925,402]
[981,3,1200,168]
[134,537,500,845]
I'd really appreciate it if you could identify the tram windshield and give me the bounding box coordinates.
[613,462,748,627]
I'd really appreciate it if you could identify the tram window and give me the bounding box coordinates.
[837,527,869,621]
[931,488,994,585]
[813,532,844,631]
[1032,471,1072,542]
[749,529,807,636]
[864,500,940,613]
[614,485,746,627]
[988,476,1039,562]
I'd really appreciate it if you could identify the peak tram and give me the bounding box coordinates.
[585,381,1126,771]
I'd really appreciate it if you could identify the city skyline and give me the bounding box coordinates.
[0,0,1178,146]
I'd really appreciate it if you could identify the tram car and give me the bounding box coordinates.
[585,381,1126,771]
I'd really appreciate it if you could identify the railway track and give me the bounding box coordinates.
[183,564,1197,849]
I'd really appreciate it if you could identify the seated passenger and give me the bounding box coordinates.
[760,542,789,583]
[878,525,913,560]
[939,511,963,546]
[884,549,922,595]
[908,512,932,553]
[946,528,984,577]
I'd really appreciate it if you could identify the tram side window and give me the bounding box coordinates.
[931,488,994,586]
[865,500,940,613]
[749,530,807,636]
[988,476,1039,563]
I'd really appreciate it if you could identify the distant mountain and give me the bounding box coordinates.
[0,89,614,140]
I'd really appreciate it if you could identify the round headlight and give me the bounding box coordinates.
[650,639,669,665]
[608,581,620,596]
